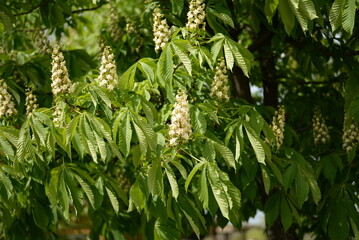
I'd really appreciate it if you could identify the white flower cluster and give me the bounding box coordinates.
[342,115,359,152]
[0,79,17,118]
[126,20,137,34]
[51,45,72,97]
[271,105,285,148]
[97,46,118,91]
[186,0,206,32]
[109,8,122,42]
[169,90,192,146]
[34,30,52,55]
[210,57,230,101]
[152,7,170,52]
[53,102,64,127]
[312,107,330,145]
[25,87,39,115]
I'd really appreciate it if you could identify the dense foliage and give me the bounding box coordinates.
[0,0,358,239]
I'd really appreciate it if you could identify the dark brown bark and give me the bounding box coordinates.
[232,65,253,103]
[256,26,278,107]
[268,219,298,240]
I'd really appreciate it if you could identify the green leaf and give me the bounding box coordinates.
[223,43,234,70]
[105,187,119,213]
[154,219,181,240]
[295,167,309,207]
[198,167,209,209]
[64,170,83,217]
[66,115,80,145]
[148,158,164,196]
[225,39,253,77]
[281,195,293,231]
[138,58,156,83]
[265,0,279,21]
[261,166,271,194]
[185,161,206,191]
[119,112,132,157]
[244,124,266,164]
[58,173,70,223]
[190,106,207,134]
[329,0,346,32]
[210,37,224,62]
[119,63,137,90]
[157,45,174,85]
[129,179,145,211]
[0,6,14,33]
[178,195,206,238]
[170,0,184,15]
[164,163,179,199]
[32,203,50,230]
[73,173,96,209]
[342,0,356,34]
[265,192,280,227]
[212,141,236,168]
[171,42,192,75]
[279,0,296,34]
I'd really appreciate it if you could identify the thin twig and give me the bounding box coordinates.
[14,0,49,16]
[71,2,108,14]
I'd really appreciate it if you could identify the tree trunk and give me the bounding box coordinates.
[232,65,253,103]
[267,219,298,240]
[257,26,278,107]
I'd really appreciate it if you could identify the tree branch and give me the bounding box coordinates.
[14,0,49,16]
[71,3,108,14]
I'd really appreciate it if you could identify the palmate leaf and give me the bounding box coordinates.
[224,38,253,77]
[73,173,96,209]
[138,58,156,83]
[211,140,236,168]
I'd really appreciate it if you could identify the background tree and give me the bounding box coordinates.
[0,0,358,239]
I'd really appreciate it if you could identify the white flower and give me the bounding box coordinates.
[0,79,17,118]
[342,113,359,152]
[33,29,52,55]
[210,57,230,102]
[109,7,122,42]
[186,0,206,32]
[270,106,285,148]
[25,87,39,115]
[153,7,170,51]
[51,45,72,97]
[97,46,118,91]
[169,89,192,146]
[312,106,330,145]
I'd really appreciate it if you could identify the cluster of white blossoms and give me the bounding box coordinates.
[97,46,118,91]
[270,105,285,148]
[52,102,64,127]
[152,7,170,52]
[126,19,137,34]
[51,45,72,97]
[25,87,39,115]
[342,114,359,152]
[210,57,230,101]
[0,79,17,118]
[312,107,330,145]
[186,0,206,32]
[33,30,52,55]
[109,8,122,42]
[169,90,192,146]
